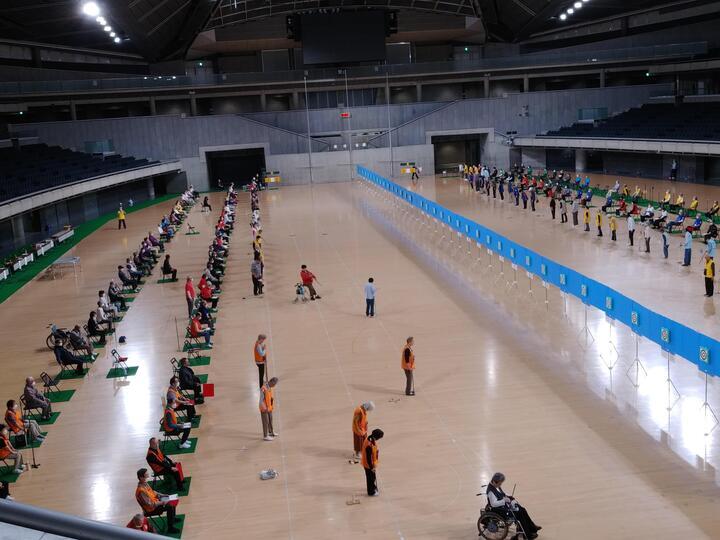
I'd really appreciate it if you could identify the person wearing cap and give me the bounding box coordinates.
[351,401,375,463]
[486,472,541,539]
[259,377,279,441]
[361,428,384,496]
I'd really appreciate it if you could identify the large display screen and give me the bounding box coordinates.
[301,11,386,65]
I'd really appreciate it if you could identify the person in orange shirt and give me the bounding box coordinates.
[254,334,268,388]
[259,377,279,441]
[126,513,156,533]
[0,425,26,475]
[401,336,416,396]
[351,402,375,463]
[361,428,384,496]
[135,468,178,534]
[5,399,44,444]
[146,437,184,491]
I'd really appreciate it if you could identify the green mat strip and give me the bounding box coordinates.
[188,356,211,367]
[151,514,186,538]
[48,389,75,403]
[182,342,212,352]
[160,438,198,456]
[27,412,60,425]
[55,367,89,380]
[0,194,176,305]
[197,374,208,384]
[106,366,139,378]
[154,476,192,497]
[0,467,21,484]
[157,278,178,283]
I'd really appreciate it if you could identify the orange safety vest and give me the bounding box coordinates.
[352,406,368,437]
[162,407,177,432]
[259,384,274,413]
[135,483,160,513]
[168,386,182,402]
[401,345,415,370]
[361,437,379,470]
[4,409,22,433]
[146,447,166,474]
[254,340,266,364]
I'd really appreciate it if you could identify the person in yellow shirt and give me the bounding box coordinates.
[704,254,715,297]
[673,193,685,213]
[583,207,590,232]
[689,196,699,213]
[609,214,617,242]
[595,211,603,237]
[117,205,127,230]
[661,190,671,209]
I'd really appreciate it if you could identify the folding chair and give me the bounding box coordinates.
[19,395,43,420]
[183,340,201,359]
[39,372,60,396]
[54,351,75,376]
[83,324,106,346]
[111,349,128,376]
[159,419,182,447]
[170,357,180,375]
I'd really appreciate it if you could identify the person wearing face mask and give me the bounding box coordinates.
[135,468,179,534]
[0,424,26,475]
[23,377,52,421]
[167,377,196,422]
[162,400,192,449]
[5,399,44,443]
[485,472,541,539]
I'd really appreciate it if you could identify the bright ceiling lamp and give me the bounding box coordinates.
[104,25,112,32]
[110,31,116,37]
[114,37,121,43]
[567,7,574,14]
[574,1,582,7]
[82,2,100,17]
[96,16,106,25]
[559,13,567,20]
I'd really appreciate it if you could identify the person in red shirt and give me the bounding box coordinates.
[189,314,213,347]
[199,281,219,309]
[300,265,321,300]
[126,513,156,533]
[185,277,196,318]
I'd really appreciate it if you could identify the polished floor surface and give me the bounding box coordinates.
[3,182,720,539]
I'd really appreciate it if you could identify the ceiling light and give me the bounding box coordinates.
[582,0,590,2]
[574,1,582,7]
[96,16,106,25]
[104,25,112,32]
[110,32,116,37]
[567,8,574,14]
[82,2,100,17]
[559,13,567,20]
[114,37,121,43]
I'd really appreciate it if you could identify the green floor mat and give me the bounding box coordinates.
[152,514,186,538]
[124,296,137,302]
[185,231,201,236]
[79,353,99,362]
[188,356,210,367]
[0,467,21,484]
[197,374,208,384]
[47,389,75,403]
[106,366,139,378]
[154,476,192,497]
[182,342,212,352]
[27,412,60,425]
[157,278,179,283]
[55,368,89,380]
[160,438,198,456]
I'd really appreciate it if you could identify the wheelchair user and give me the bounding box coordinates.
[486,472,541,539]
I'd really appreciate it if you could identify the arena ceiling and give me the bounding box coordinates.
[0,0,710,62]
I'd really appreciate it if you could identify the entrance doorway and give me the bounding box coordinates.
[206,148,266,189]
[431,134,486,173]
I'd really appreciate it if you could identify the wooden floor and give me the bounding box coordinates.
[4,182,720,539]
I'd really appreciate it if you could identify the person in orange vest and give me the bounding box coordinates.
[402,336,415,396]
[361,428,384,496]
[162,400,191,449]
[135,468,178,534]
[254,334,268,388]
[351,401,375,463]
[259,377,279,441]
[126,513,156,533]
[146,437,184,491]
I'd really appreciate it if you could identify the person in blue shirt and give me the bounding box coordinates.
[364,277,377,317]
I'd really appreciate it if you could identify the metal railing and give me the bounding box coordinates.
[0,42,706,96]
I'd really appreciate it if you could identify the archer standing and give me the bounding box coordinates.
[118,204,127,229]
[402,337,415,396]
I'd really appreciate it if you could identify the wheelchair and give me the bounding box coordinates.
[477,492,528,540]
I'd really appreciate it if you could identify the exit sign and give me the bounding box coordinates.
[340,112,351,118]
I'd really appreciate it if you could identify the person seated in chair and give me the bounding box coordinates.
[640,204,655,223]
[162,400,191,449]
[0,425,26,475]
[5,399,44,443]
[189,313,213,348]
[98,290,120,320]
[198,280,219,309]
[616,198,627,217]
[665,211,686,233]
[135,468,179,534]
[95,302,114,331]
[126,513,157,533]
[704,224,718,244]
[167,377,197,421]
[203,264,222,288]
[108,280,128,310]
[87,311,109,345]
[118,265,139,290]
[651,208,668,229]
[53,339,89,374]
[23,377,52,421]
[162,255,178,281]
[146,437,184,491]
[178,357,204,403]
[195,299,214,330]
[486,472,541,539]
[148,231,164,252]
[130,254,150,277]
[68,325,94,356]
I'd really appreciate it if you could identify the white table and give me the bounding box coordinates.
[0,268,8,281]
[52,229,74,243]
[50,256,81,279]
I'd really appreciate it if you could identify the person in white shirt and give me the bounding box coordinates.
[364,277,377,318]
[485,473,540,539]
[98,290,119,318]
[627,215,636,247]
[95,302,114,331]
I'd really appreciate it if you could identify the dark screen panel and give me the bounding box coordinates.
[301,11,386,65]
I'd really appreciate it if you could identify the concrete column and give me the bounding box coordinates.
[70,102,77,121]
[11,215,25,246]
[147,178,156,199]
[483,76,490,98]
[260,93,267,111]
[523,76,530,93]
[416,83,422,103]
[291,91,300,110]
[149,97,157,116]
[575,149,587,173]
[31,47,42,68]
[600,69,606,88]
[82,193,99,221]
[189,95,197,116]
